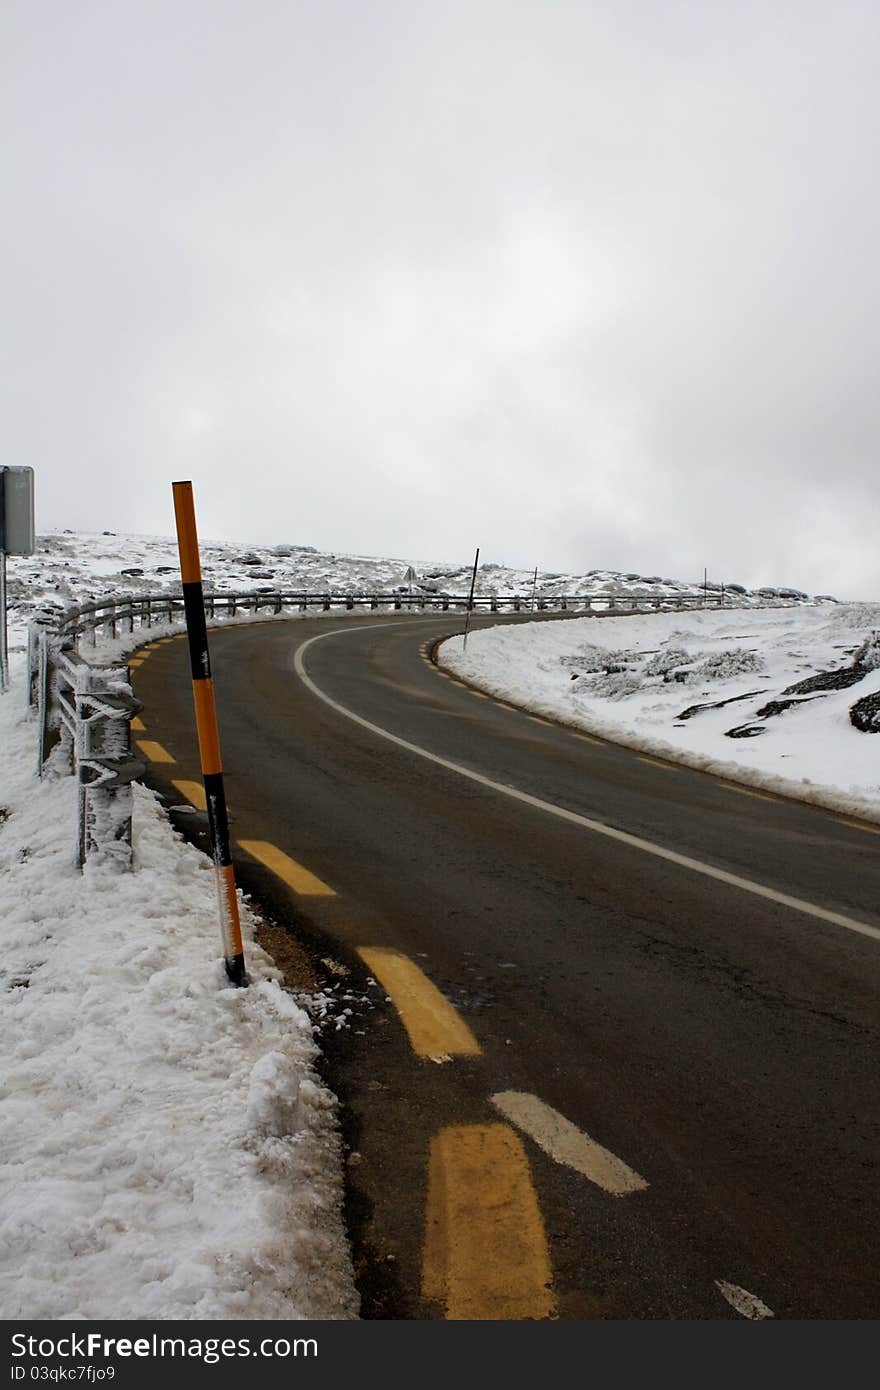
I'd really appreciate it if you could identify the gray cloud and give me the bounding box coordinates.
[4,0,878,595]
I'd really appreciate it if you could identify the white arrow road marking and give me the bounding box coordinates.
[716,1280,775,1319]
[490,1091,648,1196]
[293,624,880,946]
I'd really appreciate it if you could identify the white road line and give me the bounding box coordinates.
[715,1280,775,1319]
[293,625,880,946]
[490,1091,648,1196]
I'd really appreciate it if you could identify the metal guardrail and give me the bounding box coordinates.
[27,621,143,870]
[26,584,777,868]
[46,585,743,650]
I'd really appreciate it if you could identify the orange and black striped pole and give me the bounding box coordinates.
[172,480,247,986]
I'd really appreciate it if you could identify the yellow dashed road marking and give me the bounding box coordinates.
[469,690,490,699]
[422,1124,555,1320]
[527,715,553,727]
[571,731,604,745]
[721,784,779,803]
[136,740,175,764]
[171,779,207,811]
[490,1091,648,1196]
[836,818,880,836]
[358,947,481,1059]
[638,755,679,771]
[237,840,336,896]
[130,716,146,732]
[129,657,146,668]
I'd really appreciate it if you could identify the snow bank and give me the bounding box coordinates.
[441,606,880,823]
[0,663,357,1320]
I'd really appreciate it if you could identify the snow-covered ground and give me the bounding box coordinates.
[0,676,358,1320]
[442,605,880,823]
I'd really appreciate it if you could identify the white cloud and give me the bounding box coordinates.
[3,0,878,596]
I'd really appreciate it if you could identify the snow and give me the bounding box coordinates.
[442,605,880,823]
[0,668,357,1318]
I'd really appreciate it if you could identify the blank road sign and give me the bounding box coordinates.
[1,467,35,555]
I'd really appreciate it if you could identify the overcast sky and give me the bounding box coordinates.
[4,1,878,596]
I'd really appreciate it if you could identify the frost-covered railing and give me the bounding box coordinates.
[43,585,741,652]
[27,620,143,871]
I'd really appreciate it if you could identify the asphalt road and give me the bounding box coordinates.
[132,613,880,1319]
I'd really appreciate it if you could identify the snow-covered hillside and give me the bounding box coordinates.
[3,530,833,659]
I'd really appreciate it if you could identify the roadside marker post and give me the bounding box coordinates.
[462,546,480,652]
[172,480,247,987]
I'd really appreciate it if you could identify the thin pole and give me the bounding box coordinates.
[172,480,247,987]
[531,565,538,612]
[462,546,480,651]
[0,551,8,694]
[704,567,708,607]
[0,468,7,693]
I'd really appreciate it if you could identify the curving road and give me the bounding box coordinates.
[131,613,880,1320]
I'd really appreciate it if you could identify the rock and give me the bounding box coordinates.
[850,692,880,733]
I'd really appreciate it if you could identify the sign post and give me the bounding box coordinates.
[0,467,35,694]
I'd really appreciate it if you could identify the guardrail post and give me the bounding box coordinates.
[70,658,142,870]
[33,628,71,776]
[34,627,54,772]
[27,616,53,711]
